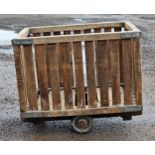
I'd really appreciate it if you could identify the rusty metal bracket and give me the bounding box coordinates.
[121,31,141,39]
[12,39,33,45]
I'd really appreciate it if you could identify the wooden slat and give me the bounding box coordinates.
[64,31,71,35]
[134,38,142,105]
[43,32,51,36]
[104,28,111,32]
[96,40,109,106]
[30,21,124,33]
[33,33,40,37]
[94,28,101,86]
[16,28,30,39]
[110,40,121,105]
[22,105,142,118]
[85,41,97,108]
[114,27,122,32]
[53,31,63,86]
[13,45,27,112]
[29,31,141,45]
[125,21,141,32]
[23,45,38,110]
[73,42,85,108]
[46,44,61,110]
[64,30,75,88]
[119,40,124,84]
[60,42,73,109]
[84,29,91,33]
[35,44,49,110]
[104,28,112,83]
[74,30,81,34]
[53,31,61,35]
[94,28,101,33]
[122,39,133,104]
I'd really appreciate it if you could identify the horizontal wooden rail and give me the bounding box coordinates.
[29,21,124,33]
[12,31,141,45]
[124,21,140,31]
[21,105,142,118]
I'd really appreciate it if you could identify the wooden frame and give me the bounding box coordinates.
[12,21,142,119]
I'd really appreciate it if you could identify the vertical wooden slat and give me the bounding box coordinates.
[53,31,63,86]
[73,42,85,108]
[43,32,51,36]
[35,44,49,110]
[94,28,101,86]
[33,33,40,37]
[110,40,120,105]
[119,40,124,84]
[64,31,70,35]
[104,28,112,83]
[114,27,124,84]
[85,41,97,108]
[122,39,133,104]
[96,40,109,106]
[94,28,101,33]
[134,38,142,105]
[13,45,27,112]
[114,27,122,32]
[84,29,91,33]
[46,44,61,110]
[64,30,75,88]
[60,42,73,109]
[23,45,38,110]
[53,32,61,35]
[74,30,81,34]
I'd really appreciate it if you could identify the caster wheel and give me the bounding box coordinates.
[71,116,93,133]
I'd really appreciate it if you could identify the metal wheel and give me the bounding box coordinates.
[71,116,93,133]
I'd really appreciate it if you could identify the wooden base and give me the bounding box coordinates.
[21,105,142,119]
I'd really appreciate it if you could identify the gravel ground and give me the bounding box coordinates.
[0,14,155,140]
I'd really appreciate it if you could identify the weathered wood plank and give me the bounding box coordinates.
[43,32,51,36]
[125,21,141,32]
[134,38,142,105]
[35,44,49,110]
[46,44,61,110]
[64,31,71,35]
[21,105,142,118]
[110,40,121,105]
[60,42,73,109]
[104,28,112,83]
[28,31,141,44]
[30,21,124,33]
[94,28,101,33]
[122,39,133,104]
[53,31,61,35]
[53,32,63,86]
[16,28,30,39]
[85,41,97,108]
[94,28,101,86]
[33,33,40,37]
[73,42,85,108]
[96,40,109,106]
[84,29,91,33]
[64,30,75,88]
[119,40,124,84]
[13,45,27,112]
[23,45,38,110]
[114,27,122,32]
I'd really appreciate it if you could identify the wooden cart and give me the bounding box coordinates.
[12,21,142,133]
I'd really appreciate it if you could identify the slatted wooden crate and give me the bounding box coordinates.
[12,21,142,123]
